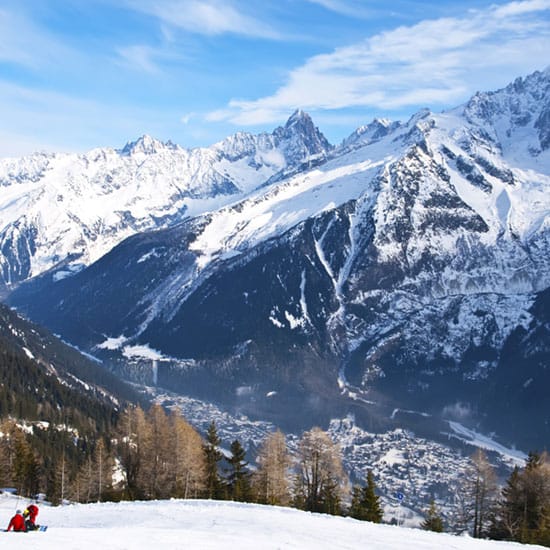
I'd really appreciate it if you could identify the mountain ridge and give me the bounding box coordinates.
[0,110,332,288]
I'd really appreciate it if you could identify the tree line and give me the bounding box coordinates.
[0,403,382,520]
[110,404,381,519]
[2,402,549,546]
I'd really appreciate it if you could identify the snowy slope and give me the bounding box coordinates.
[0,495,544,550]
[0,111,330,286]
[106,69,550,357]
[145,69,550,302]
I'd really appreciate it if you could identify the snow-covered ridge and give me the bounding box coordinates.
[185,72,550,294]
[460,67,550,168]
[2,70,549,290]
[0,110,331,285]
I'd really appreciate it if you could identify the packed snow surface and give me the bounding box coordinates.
[0,495,544,549]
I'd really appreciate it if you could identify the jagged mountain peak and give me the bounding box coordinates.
[0,110,332,286]
[120,134,179,156]
[341,117,401,150]
[281,108,324,140]
[272,109,333,164]
[463,69,550,120]
[213,110,332,171]
[285,108,311,128]
[461,68,550,156]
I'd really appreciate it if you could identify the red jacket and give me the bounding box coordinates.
[25,504,39,525]
[7,513,26,532]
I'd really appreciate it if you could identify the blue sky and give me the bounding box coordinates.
[0,0,549,156]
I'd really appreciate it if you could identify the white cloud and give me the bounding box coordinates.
[208,0,550,125]
[126,0,283,39]
[493,0,550,17]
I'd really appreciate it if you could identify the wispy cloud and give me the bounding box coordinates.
[180,111,196,124]
[115,43,190,74]
[0,7,75,70]
[125,0,284,39]
[492,0,550,17]
[116,45,163,74]
[208,0,550,125]
[304,0,375,18]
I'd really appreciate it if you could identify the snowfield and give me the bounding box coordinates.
[0,495,544,549]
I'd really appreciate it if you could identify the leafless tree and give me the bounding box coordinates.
[253,430,291,506]
[294,427,348,514]
[169,410,206,498]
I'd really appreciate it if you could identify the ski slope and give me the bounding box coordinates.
[0,495,545,549]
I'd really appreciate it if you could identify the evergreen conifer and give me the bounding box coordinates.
[203,421,224,499]
[226,439,252,502]
[349,471,383,523]
[421,499,444,532]
[362,470,383,523]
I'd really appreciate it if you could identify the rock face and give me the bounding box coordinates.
[6,69,550,449]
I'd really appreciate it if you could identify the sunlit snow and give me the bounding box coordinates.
[0,495,543,550]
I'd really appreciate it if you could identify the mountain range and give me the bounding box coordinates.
[0,109,329,288]
[2,68,549,451]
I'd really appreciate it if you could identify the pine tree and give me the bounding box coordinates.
[349,471,383,522]
[319,475,341,515]
[349,485,364,519]
[46,459,62,505]
[226,439,252,502]
[362,470,383,523]
[202,421,224,499]
[12,430,40,498]
[421,499,444,532]
[491,466,522,540]
[0,419,18,487]
[516,451,550,544]
[491,451,550,545]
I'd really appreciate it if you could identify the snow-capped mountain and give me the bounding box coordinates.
[7,69,550,450]
[0,110,330,287]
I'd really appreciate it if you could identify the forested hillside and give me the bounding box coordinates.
[0,302,142,500]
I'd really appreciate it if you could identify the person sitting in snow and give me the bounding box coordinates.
[23,503,39,530]
[6,509,26,532]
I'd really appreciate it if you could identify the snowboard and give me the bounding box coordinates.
[0,525,48,533]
